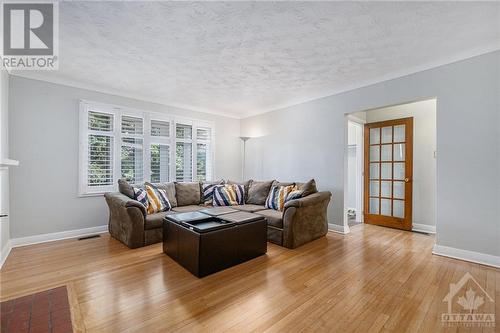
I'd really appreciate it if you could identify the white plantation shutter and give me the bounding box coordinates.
[151,120,170,137]
[196,127,212,181]
[88,135,113,186]
[120,116,144,184]
[150,144,170,183]
[175,123,193,181]
[80,101,214,195]
[86,111,114,189]
[121,137,144,184]
[121,116,143,135]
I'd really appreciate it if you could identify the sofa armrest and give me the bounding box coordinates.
[104,192,147,216]
[104,192,147,248]
[282,191,331,248]
[284,191,331,209]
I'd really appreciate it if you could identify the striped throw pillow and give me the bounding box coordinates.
[202,183,219,206]
[285,189,304,202]
[213,184,245,206]
[145,184,171,214]
[134,187,149,208]
[265,185,296,211]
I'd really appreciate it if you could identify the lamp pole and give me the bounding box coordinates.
[239,137,250,180]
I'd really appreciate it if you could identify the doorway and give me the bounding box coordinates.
[344,99,437,234]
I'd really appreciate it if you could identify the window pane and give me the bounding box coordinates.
[121,138,143,184]
[381,181,391,198]
[370,181,379,197]
[394,125,405,142]
[381,163,392,179]
[122,116,143,135]
[381,126,392,143]
[151,120,170,137]
[393,200,404,218]
[394,143,405,161]
[370,128,380,144]
[381,144,392,161]
[370,163,379,179]
[197,128,211,141]
[88,135,113,186]
[394,162,405,180]
[381,198,391,216]
[89,111,113,131]
[197,143,209,181]
[176,142,192,181]
[151,144,169,183]
[176,124,192,139]
[393,181,405,199]
[370,146,380,161]
[369,198,379,214]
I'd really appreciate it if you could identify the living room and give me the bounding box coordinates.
[0,2,499,332]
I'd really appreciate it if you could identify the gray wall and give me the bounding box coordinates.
[9,76,242,238]
[0,69,10,255]
[241,51,500,257]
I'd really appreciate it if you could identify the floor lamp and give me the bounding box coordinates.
[239,137,250,180]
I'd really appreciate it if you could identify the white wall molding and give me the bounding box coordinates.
[0,240,12,269]
[10,225,108,248]
[433,244,500,269]
[412,223,436,234]
[328,223,350,235]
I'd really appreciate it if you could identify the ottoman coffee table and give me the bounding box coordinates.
[163,211,267,277]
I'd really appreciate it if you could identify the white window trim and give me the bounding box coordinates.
[78,100,215,196]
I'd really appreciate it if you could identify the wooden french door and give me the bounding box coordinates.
[364,117,413,230]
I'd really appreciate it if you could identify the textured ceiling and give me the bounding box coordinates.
[13,1,500,118]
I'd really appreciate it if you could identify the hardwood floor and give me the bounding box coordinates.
[1,224,498,332]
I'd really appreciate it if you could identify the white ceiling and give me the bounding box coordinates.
[13,1,500,118]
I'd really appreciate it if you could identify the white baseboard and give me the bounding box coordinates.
[0,240,12,269]
[10,225,108,248]
[328,223,350,234]
[432,244,500,268]
[412,223,436,234]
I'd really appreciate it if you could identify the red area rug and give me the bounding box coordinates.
[0,286,73,333]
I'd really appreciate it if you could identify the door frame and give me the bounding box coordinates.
[342,114,366,234]
[364,117,414,231]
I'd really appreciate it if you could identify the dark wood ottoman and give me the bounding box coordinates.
[163,211,267,277]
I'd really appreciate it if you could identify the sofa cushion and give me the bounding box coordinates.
[226,180,252,200]
[255,209,283,229]
[153,182,177,207]
[118,179,135,199]
[145,211,175,230]
[232,204,266,213]
[201,180,224,205]
[213,184,245,206]
[175,182,201,206]
[247,180,274,205]
[265,185,296,211]
[296,179,318,197]
[145,183,172,214]
[172,205,204,213]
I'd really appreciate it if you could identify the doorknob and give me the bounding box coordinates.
[404,178,410,183]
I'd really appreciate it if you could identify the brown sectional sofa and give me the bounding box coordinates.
[104,179,331,249]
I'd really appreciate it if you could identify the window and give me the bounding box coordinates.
[79,101,214,195]
[86,111,114,190]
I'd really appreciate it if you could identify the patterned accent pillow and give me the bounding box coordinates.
[265,185,296,211]
[213,184,245,206]
[285,189,304,202]
[145,184,171,214]
[202,182,219,206]
[134,187,149,208]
